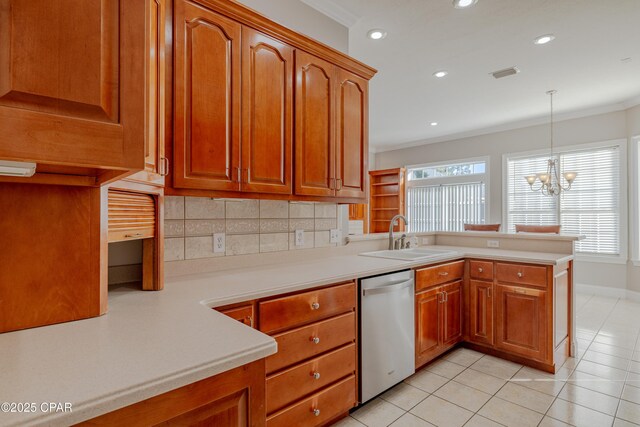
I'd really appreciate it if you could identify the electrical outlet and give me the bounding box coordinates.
[330,229,341,243]
[487,240,500,248]
[213,233,225,253]
[295,229,305,246]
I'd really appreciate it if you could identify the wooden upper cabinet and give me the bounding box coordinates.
[336,69,368,199]
[173,0,241,191]
[241,28,293,194]
[294,50,336,198]
[0,0,147,178]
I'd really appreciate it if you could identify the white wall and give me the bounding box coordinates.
[626,105,640,294]
[236,0,348,52]
[376,108,636,292]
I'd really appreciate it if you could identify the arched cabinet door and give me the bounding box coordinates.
[241,28,293,195]
[336,69,368,199]
[173,0,241,191]
[294,51,336,198]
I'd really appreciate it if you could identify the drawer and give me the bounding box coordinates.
[267,375,356,427]
[416,260,464,291]
[469,260,494,281]
[216,304,254,328]
[259,282,356,334]
[496,263,547,288]
[266,312,356,374]
[266,343,356,414]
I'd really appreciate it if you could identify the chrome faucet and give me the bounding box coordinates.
[388,214,408,250]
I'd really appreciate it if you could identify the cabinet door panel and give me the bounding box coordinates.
[174,0,240,191]
[495,284,547,361]
[469,280,494,346]
[294,51,335,197]
[416,287,441,367]
[335,68,367,199]
[241,28,293,194]
[442,281,462,346]
[0,0,145,170]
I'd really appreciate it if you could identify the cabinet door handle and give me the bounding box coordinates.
[329,178,335,190]
[159,157,169,176]
[236,167,242,183]
[517,272,523,278]
[336,178,343,190]
[443,291,448,302]
[487,287,492,298]
[311,302,320,310]
[124,233,143,238]
[311,371,321,380]
[245,168,250,183]
[438,272,449,276]
[312,409,321,417]
[311,336,320,344]
[246,316,254,328]
[438,292,443,303]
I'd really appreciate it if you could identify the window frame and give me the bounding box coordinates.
[406,156,491,232]
[631,136,640,266]
[502,139,628,264]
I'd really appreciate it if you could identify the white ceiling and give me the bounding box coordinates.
[302,0,640,151]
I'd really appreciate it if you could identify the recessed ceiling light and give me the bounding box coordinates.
[367,29,387,40]
[433,70,448,78]
[453,0,478,9]
[534,34,555,45]
[430,122,438,126]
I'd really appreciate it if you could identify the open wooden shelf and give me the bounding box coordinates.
[372,182,399,187]
[369,168,405,233]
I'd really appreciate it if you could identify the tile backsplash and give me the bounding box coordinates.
[164,197,343,261]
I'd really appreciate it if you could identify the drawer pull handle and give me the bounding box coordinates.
[313,409,321,417]
[312,371,321,380]
[124,233,143,238]
[478,267,483,273]
[311,337,320,344]
[517,272,523,278]
[246,316,253,328]
[438,272,449,276]
[311,302,320,310]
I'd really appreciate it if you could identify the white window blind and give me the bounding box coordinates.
[407,182,486,232]
[506,145,621,255]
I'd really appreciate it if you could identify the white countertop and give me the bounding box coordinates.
[0,245,573,427]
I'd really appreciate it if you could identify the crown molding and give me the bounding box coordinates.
[299,0,360,28]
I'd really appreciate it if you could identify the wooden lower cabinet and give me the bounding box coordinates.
[469,280,494,346]
[77,359,266,426]
[218,304,256,328]
[415,280,462,368]
[495,284,547,361]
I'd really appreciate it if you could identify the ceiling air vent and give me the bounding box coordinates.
[491,67,520,79]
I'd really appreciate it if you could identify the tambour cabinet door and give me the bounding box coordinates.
[173,0,241,191]
[335,68,368,200]
[469,280,494,346]
[241,27,293,194]
[0,0,145,170]
[294,50,336,197]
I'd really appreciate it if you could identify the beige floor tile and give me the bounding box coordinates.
[380,382,429,411]
[569,370,624,397]
[425,359,467,379]
[613,417,640,426]
[463,415,503,427]
[477,396,543,427]
[510,368,566,396]
[589,342,635,359]
[634,351,640,362]
[622,384,640,404]
[495,382,555,413]
[404,370,449,393]
[630,361,640,374]
[558,383,620,416]
[628,372,640,388]
[547,398,614,427]
[538,416,572,427]
[617,400,640,425]
[577,360,628,381]
[469,355,522,380]
[388,413,435,427]
[583,350,631,371]
[443,348,484,367]
[351,398,405,427]
[433,380,492,412]
[409,396,473,427]
[452,368,506,395]
[331,416,367,427]
[561,357,580,370]
[594,333,638,350]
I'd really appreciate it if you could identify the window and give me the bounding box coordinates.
[407,159,488,232]
[505,142,624,257]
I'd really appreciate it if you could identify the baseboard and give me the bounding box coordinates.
[576,283,640,301]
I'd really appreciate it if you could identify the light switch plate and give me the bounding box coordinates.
[213,233,225,253]
[330,229,341,243]
[487,240,500,248]
[295,229,305,246]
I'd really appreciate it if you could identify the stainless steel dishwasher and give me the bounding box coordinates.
[360,269,415,403]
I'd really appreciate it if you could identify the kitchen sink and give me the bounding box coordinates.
[359,247,459,261]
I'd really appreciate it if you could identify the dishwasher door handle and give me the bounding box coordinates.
[362,279,413,296]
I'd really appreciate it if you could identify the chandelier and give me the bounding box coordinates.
[524,90,577,196]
